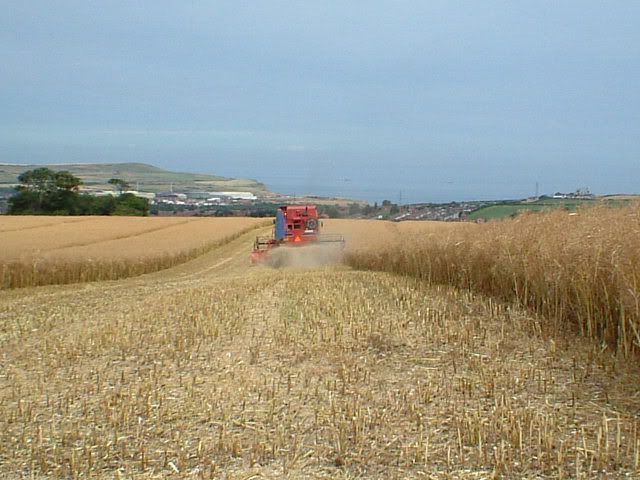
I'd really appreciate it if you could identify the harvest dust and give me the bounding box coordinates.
[262,244,345,269]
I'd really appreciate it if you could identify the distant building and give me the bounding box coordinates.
[125,191,155,200]
[90,190,119,197]
[209,191,257,201]
[157,192,187,202]
[187,191,212,200]
[86,189,155,200]
[552,188,595,200]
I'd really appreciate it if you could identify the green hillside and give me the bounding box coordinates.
[0,162,267,194]
[468,197,635,220]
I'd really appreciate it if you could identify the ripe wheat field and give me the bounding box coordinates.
[0,214,639,479]
[0,217,268,288]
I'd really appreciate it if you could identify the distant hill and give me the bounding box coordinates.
[0,162,267,194]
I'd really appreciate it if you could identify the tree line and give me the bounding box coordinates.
[8,168,149,216]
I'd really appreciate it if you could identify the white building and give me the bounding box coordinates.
[209,191,257,201]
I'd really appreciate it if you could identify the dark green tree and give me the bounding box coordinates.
[55,171,82,191]
[17,167,54,190]
[113,193,149,216]
[108,178,130,194]
[9,168,148,216]
[10,168,83,214]
[91,195,118,215]
[7,189,40,213]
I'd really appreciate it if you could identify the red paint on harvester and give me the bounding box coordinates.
[251,205,345,264]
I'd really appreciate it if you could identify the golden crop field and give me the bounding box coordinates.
[346,206,640,357]
[323,219,477,254]
[0,215,638,479]
[0,217,268,288]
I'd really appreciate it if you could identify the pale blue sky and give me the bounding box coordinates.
[1,1,639,202]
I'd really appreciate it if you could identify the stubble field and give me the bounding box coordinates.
[0,215,638,479]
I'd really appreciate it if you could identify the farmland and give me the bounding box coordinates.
[0,215,639,478]
[467,197,634,221]
[347,206,640,357]
[0,217,268,288]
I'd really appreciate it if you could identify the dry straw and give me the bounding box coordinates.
[1,269,638,477]
[346,205,640,356]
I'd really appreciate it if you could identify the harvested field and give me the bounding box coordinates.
[346,207,640,357]
[0,217,638,479]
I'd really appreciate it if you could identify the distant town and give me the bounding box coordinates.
[0,180,627,221]
[0,162,633,221]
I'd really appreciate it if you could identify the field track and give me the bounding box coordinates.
[1,221,639,478]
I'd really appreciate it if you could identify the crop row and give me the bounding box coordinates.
[0,217,268,289]
[346,206,640,356]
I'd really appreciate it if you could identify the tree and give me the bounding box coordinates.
[10,168,83,214]
[321,205,341,218]
[55,171,82,191]
[7,189,40,213]
[17,168,56,192]
[108,178,130,194]
[14,168,58,211]
[348,202,361,216]
[8,168,148,216]
[113,193,149,216]
[90,195,118,215]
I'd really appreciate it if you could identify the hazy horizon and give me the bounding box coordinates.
[2,2,639,203]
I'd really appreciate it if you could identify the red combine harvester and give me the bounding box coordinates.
[250,205,345,264]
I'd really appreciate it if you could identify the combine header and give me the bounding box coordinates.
[251,205,345,264]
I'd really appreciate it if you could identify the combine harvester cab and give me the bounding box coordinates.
[251,205,345,264]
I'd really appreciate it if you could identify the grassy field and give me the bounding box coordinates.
[0,217,638,478]
[467,198,635,220]
[467,203,560,220]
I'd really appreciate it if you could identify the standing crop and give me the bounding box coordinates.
[345,206,640,356]
[0,217,268,288]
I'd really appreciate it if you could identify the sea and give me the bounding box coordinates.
[259,175,523,205]
[206,157,535,204]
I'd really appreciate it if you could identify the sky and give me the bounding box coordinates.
[1,1,639,203]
